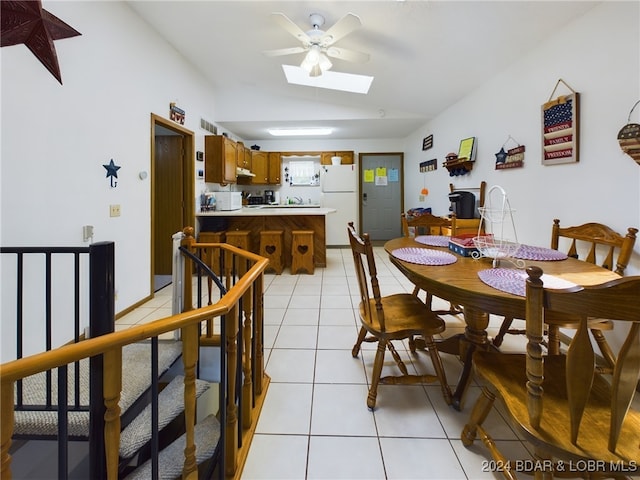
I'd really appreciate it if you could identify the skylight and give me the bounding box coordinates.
[282,65,373,94]
[268,127,333,136]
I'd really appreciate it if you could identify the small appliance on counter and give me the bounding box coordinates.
[215,191,242,211]
[248,196,264,205]
[264,190,275,204]
[448,191,476,218]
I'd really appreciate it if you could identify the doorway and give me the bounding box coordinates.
[359,153,404,240]
[150,114,195,293]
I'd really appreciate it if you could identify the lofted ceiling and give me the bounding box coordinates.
[127,1,598,140]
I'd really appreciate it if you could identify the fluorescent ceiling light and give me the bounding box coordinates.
[282,65,373,94]
[268,127,333,137]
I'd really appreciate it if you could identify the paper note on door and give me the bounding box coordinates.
[376,167,387,176]
[364,169,375,183]
[375,176,388,186]
[388,168,399,182]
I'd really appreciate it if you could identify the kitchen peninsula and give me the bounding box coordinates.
[197,206,336,268]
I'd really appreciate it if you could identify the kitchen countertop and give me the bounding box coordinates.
[197,206,336,217]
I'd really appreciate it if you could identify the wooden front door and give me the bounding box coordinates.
[154,135,184,275]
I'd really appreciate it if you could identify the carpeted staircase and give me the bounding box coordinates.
[13,340,220,478]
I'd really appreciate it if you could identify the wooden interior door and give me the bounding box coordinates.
[154,135,184,275]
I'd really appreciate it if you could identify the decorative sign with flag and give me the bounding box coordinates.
[541,92,579,165]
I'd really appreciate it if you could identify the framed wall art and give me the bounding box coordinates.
[541,79,579,165]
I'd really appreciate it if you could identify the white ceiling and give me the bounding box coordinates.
[127,1,598,140]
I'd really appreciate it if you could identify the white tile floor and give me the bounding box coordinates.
[117,247,536,480]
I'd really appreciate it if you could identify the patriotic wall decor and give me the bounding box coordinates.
[617,100,640,165]
[495,135,525,170]
[541,79,579,165]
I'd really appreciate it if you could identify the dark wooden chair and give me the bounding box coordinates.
[400,212,463,318]
[462,266,640,479]
[347,222,452,409]
[493,219,638,370]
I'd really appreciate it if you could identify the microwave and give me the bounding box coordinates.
[215,192,242,211]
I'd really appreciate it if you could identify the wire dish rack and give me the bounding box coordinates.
[472,185,525,268]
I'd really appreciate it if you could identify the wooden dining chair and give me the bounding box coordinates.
[462,266,640,480]
[347,222,452,409]
[400,212,462,317]
[493,219,638,370]
[401,211,456,237]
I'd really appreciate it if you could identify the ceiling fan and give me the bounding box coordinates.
[263,12,370,77]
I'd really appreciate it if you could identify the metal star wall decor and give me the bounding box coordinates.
[494,147,508,164]
[1,0,81,84]
[103,159,121,188]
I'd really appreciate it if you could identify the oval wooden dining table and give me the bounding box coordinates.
[383,236,621,410]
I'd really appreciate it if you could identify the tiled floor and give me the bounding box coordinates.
[118,246,535,480]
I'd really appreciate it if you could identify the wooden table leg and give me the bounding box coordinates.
[450,306,491,411]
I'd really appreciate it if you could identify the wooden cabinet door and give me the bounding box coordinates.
[236,142,246,168]
[251,151,268,184]
[222,137,238,183]
[336,151,354,164]
[268,152,281,184]
[320,152,335,165]
[205,135,237,184]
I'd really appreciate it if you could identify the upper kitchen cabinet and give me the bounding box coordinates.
[268,152,281,184]
[236,142,252,170]
[320,151,354,164]
[205,135,237,184]
[251,150,269,184]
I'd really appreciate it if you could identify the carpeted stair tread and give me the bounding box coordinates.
[119,375,210,459]
[14,341,183,437]
[124,414,221,480]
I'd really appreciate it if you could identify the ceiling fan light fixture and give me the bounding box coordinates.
[308,64,323,77]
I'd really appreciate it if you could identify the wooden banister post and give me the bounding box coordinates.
[103,346,122,480]
[225,303,239,477]
[254,273,265,395]
[181,323,199,479]
[242,282,253,430]
[1,381,14,480]
[182,227,195,312]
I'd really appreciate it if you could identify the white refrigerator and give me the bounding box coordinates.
[320,164,358,246]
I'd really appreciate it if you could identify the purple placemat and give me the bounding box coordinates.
[478,268,577,297]
[414,235,450,247]
[392,247,457,266]
[513,245,568,261]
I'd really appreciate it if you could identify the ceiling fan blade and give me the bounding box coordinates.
[326,46,370,64]
[271,12,310,44]
[320,12,362,46]
[263,47,306,57]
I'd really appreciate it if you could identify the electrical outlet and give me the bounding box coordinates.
[110,204,121,217]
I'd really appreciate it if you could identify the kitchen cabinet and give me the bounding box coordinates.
[205,135,237,184]
[236,142,251,170]
[251,150,269,184]
[320,151,354,164]
[268,152,281,184]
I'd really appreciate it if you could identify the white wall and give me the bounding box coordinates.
[402,1,640,275]
[2,1,638,359]
[1,2,219,359]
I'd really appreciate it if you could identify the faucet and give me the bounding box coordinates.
[294,196,303,205]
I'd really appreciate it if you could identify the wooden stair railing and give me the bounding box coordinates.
[1,229,269,480]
